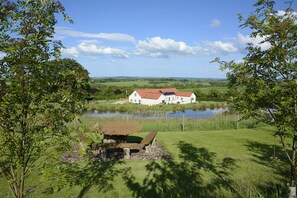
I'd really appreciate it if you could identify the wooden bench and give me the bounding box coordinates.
[115,131,158,159]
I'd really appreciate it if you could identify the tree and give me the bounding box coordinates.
[193,88,205,98]
[0,1,89,197]
[207,89,220,99]
[215,0,297,195]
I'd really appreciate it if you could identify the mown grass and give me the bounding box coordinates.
[0,127,289,197]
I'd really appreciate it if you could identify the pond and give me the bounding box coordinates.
[84,108,227,119]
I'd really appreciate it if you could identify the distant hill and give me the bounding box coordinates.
[91,76,227,82]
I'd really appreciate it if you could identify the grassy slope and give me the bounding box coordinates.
[0,127,288,197]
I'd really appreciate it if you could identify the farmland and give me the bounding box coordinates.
[89,77,228,101]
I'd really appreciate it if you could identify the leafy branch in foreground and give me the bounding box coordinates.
[0,0,89,197]
[214,0,297,195]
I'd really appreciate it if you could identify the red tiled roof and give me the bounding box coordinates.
[136,90,161,99]
[135,88,193,99]
[176,92,193,97]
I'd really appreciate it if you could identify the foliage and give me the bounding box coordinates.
[0,1,89,197]
[215,0,297,188]
[193,88,206,98]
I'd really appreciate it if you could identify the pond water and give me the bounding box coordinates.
[84,108,227,119]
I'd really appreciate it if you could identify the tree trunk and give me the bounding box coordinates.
[289,133,297,198]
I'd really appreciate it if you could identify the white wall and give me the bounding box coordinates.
[176,93,196,104]
[164,95,176,104]
[128,91,142,104]
[141,95,166,106]
[129,91,166,106]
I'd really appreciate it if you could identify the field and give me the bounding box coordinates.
[0,127,289,197]
[0,78,290,197]
[89,77,228,101]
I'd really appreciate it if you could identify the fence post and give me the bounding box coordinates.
[236,114,240,129]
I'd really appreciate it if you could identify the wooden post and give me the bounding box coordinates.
[145,145,151,154]
[182,113,185,131]
[236,114,240,129]
[101,148,107,161]
[151,138,156,148]
[123,148,130,159]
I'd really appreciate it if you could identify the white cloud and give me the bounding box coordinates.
[135,36,241,58]
[62,47,80,57]
[276,10,297,23]
[210,19,221,28]
[56,28,135,43]
[237,33,271,51]
[277,10,287,17]
[135,37,197,58]
[63,36,243,59]
[276,10,297,17]
[204,41,238,55]
[62,40,129,58]
[0,53,5,60]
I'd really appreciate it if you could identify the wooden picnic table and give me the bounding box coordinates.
[100,122,142,143]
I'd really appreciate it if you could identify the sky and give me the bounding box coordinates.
[53,0,296,78]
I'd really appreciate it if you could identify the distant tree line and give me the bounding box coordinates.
[88,83,226,101]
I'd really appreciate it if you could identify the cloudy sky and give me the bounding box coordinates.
[55,0,296,78]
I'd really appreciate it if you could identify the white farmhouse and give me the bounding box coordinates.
[129,88,196,106]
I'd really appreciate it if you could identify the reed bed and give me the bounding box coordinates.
[75,113,267,133]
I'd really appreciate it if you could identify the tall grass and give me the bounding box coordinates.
[75,113,267,133]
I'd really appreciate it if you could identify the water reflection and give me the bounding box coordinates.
[84,108,227,119]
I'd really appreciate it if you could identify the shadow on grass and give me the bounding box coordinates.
[244,140,289,197]
[43,159,126,198]
[123,141,240,197]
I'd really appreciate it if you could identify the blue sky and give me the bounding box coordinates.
[54,0,296,78]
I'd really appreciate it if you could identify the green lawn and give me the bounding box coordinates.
[0,127,289,197]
